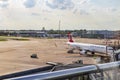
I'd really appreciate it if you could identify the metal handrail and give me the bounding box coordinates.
[8,61,120,80]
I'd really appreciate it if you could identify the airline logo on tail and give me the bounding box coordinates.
[68,33,74,42]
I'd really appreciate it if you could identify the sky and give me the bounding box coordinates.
[0,0,120,30]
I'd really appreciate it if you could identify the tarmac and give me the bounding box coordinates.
[0,38,116,75]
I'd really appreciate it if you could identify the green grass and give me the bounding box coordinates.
[0,38,7,41]
[0,36,29,41]
[0,36,8,41]
[11,38,29,41]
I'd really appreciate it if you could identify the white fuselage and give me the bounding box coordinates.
[67,42,113,54]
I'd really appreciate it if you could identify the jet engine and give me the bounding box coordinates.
[80,50,87,55]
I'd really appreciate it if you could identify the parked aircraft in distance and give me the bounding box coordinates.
[67,33,114,55]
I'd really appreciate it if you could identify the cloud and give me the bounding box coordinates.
[71,0,89,4]
[0,0,9,8]
[46,0,74,10]
[0,17,2,22]
[111,8,117,12]
[0,3,8,8]
[71,0,91,15]
[73,9,89,15]
[90,7,118,15]
[31,13,40,16]
[24,0,36,8]
[90,0,120,7]
[80,9,89,15]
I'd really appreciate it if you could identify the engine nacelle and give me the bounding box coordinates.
[80,50,87,55]
[91,52,95,55]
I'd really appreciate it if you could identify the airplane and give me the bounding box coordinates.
[67,33,114,55]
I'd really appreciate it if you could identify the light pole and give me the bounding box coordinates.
[58,20,61,39]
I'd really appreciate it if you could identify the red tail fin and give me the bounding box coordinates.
[68,32,74,42]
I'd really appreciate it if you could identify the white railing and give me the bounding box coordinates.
[8,61,120,80]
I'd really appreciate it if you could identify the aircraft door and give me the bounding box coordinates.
[115,52,120,61]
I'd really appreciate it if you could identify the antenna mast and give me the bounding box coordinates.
[59,20,61,38]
